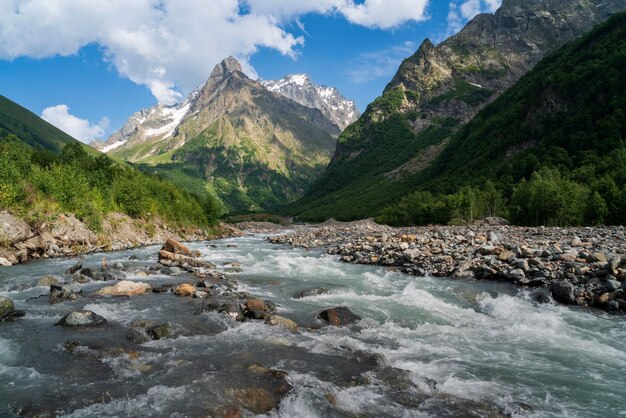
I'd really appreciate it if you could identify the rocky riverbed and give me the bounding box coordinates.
[268,219,626,313]
[2,234,625,417]
[0,211,241,266]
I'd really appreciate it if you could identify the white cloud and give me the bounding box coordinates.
[347,41,417,84]
[243,0,430,29]
[41,105,109,143]
[0,0,432,105]
[447,0,502,35]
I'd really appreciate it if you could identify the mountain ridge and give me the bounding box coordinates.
[98,57,342,213]
[290,0,626,221]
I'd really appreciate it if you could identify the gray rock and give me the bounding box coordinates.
[488,231,501,243]
[0,296,15,318]
[550,281,576,305]
[57,310,107,327]
[606,280,622,292]
[50,283,82,304]
[530,288,552,304]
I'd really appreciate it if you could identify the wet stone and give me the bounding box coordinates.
[37,276,59,287]
[0,296,15,319]
[317,307,362,326]
[57,310,107,327]
[293,287,331,299]
[50,283,82,304]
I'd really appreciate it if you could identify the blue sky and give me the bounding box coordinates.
[0,0,501,142]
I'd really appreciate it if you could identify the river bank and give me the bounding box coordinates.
[0,211,242,266]
[268,219,626,314]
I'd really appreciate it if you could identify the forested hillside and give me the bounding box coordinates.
[378,11,626,226]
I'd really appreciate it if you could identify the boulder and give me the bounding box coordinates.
[38,276,60,287]
[0,211,34,244]
[317,307,362,326]
[158,250,215,269]
[50,283,82,303]
[50,214,97,245]
[174,283,196,296]
[0,296,15,319]
[530,288,552,304]
[550,281,576,305]
[96,280,151,297]
[265,315,298,332]
[57,310,107,327]
[0,257,12,267]
[161,238,193,257]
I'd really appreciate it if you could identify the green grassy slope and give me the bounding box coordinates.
[0,95,100,157]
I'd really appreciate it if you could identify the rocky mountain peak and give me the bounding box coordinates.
[213,56,244,77]
[262,74,359,131]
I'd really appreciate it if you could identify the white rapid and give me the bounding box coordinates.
[0,234,625,417]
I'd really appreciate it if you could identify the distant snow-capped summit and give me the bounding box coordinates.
[262,74,359,130]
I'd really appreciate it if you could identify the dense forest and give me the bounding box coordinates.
[377,12,626,226]
[0,135,222,232]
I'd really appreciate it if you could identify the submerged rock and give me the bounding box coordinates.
[57,310,107,327]
[265,315,298,332]
[293,287,331,299]
[146,323,172,340]
[317,307,362,326]
[96,280,151,297]
[227,387,277,414]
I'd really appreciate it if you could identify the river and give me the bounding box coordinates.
[1,234,625,417]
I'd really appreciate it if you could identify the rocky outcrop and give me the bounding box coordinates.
[270,221,626,314]
[0,211,239,266]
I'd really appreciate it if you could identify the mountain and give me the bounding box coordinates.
[290,0,626,221]
[98,57,340,212]
[378,10,626,226]
[0,95,100,157]
[261,74,359,130]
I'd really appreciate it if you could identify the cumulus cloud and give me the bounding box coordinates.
[0,0,432,105]
[447,0,502,35]
[243,0,430,29]
[41,105,109,143]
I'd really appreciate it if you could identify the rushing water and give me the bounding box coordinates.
[1,234,625,417]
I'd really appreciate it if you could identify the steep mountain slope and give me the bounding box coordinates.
[101,58,339,212]
[262,74,359,130]
[377,10,626,226]
[91,88,200,153]
[0,95,100,157]
[291,0,626,221]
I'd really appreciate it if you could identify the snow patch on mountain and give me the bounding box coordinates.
[262,74,359,130]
